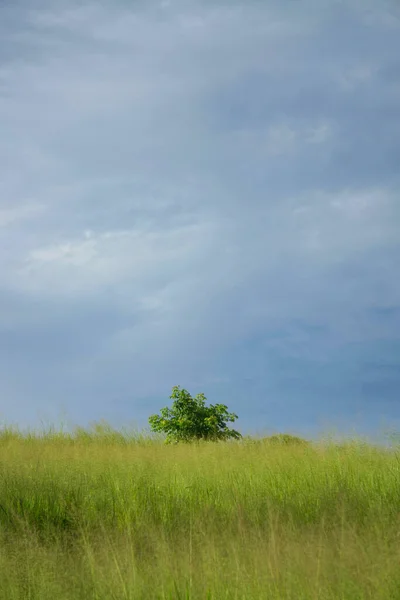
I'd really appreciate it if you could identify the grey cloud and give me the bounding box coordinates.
[0,0,399,433]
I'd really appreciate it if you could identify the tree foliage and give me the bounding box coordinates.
[148,385,242,444]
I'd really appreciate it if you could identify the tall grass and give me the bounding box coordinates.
[0,422,399,599]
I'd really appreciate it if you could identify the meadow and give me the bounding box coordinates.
[0,422,399,599]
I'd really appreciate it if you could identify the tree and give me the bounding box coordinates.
[148,385,242,444]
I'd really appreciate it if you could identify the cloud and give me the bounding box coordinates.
[0,0,399,434]
[0,204,45,227]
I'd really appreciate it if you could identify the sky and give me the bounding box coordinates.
[0,0,399,440]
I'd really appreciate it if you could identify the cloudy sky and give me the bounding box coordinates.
[1,0,399,439]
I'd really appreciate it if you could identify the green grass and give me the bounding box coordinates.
[0,422,399,599]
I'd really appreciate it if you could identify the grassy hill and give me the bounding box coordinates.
[0,422,399,599]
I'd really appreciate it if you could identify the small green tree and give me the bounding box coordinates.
[148,385,242,444]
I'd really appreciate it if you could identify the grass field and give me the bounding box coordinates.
[0,422,399,599]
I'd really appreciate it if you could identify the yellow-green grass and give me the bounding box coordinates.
[0,423,399,599]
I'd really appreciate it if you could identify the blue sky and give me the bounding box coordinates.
[0,0,399,440]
